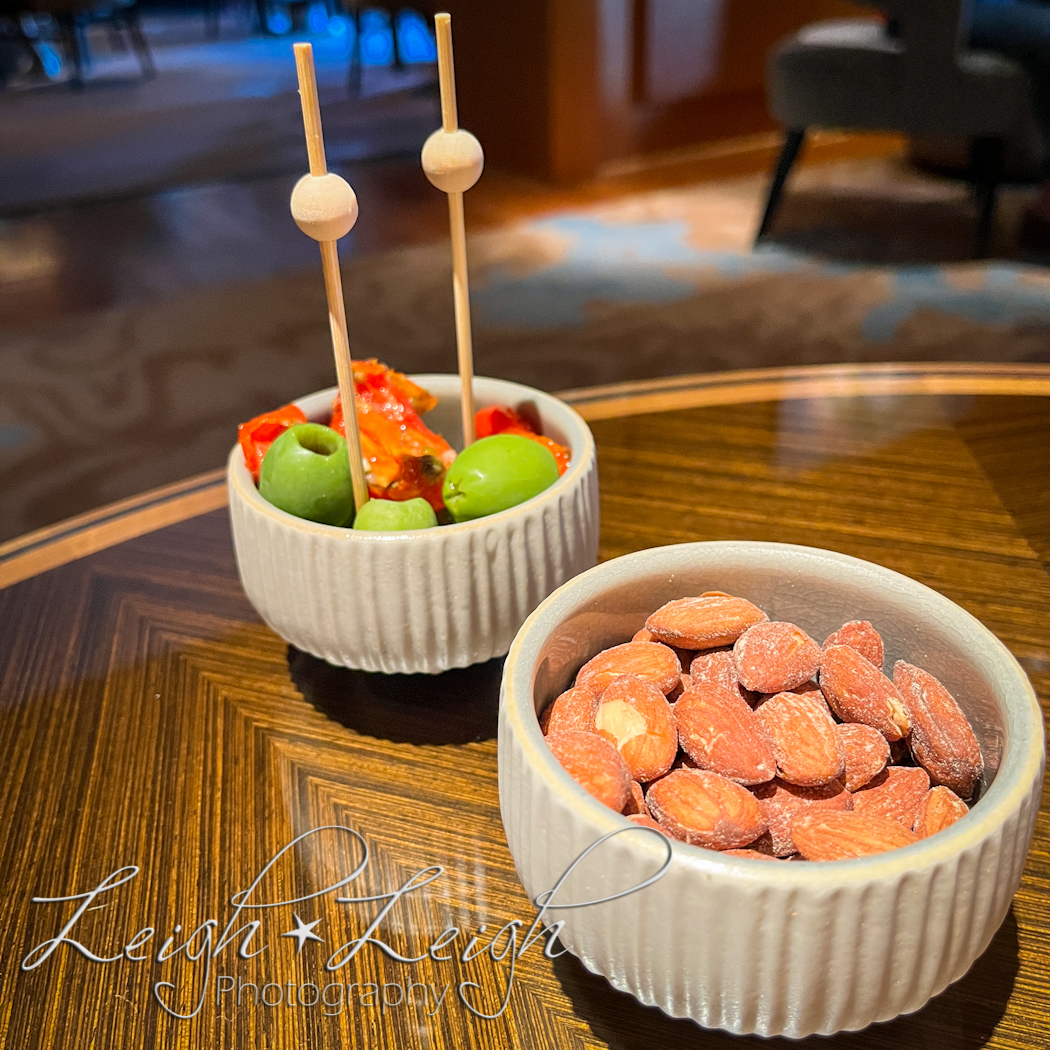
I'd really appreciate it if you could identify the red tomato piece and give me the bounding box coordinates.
[237,403,307,482]
[474,405,535,439]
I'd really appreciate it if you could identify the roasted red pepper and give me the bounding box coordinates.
[331,360,456,510]
[475,405,533,439]
[473,404,572,476]
[238,403,307,482]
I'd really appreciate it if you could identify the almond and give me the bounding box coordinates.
[751,778,853,856]
[914,786,969,837]
[577,641,682,695]
[835,722,890,791]
[720,848,782,860]
[758,681,833,717]
[690,650,757,705]
[789,680,826,700]
[623,780,649,816]
[626,813,671,836]
[791,811,920,860]
[893,661,983,800]
[538,701,553,734]
[742,830,779,856]
[647,769,767,849]
[667,674,689,703]
[594,676,677,783]
[823,620,884,670]
[819,644,910,741]
[645,595,768,651]
[734,621,822,693]
[631,628,654,643]
[754,692,845,786]
[544,684,599,736]
[546,730,631,812]
[852,766,930,828]
[674,682,776,785]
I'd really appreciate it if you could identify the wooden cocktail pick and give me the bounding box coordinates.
[421,12,484,447]
[290,41,369,513]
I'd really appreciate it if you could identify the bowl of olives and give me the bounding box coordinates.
[227,374,599,674]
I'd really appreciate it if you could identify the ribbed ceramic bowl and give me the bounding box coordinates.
[228,375,598,673]
[499,541,1044,1038]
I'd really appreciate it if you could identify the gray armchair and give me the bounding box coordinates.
[757,0,1033,256]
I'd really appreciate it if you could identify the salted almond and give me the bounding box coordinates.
[544,684,599,736]
[538,701,553,734]
[914,786,969,837]
[632,628,654,643]
[791,811,920,860]
[647,769,767,849]
[893,661,983,800]
[623,780,649,816]
[754,692,844,787]
[625,813,671,837]
[835,722,890,791]
[751,778,853,856]
[645,595,768,651]
[820,645,910,741]
[720,848,782,860]
[852,766,930,828]
[789,680,826,700]
[595,676,677,783]
[734,621,822,694]
[577,642,682,695]
[823,620,885,670]
[758,681,833,717]
[690,650,757,705]
[546,730,631,812]
[742,830,779,856]
[667,674,689,703]
[674,682,776,786]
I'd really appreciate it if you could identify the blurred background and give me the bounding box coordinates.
[2,0,1049,542]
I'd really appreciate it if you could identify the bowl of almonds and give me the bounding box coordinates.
[498,541,1044,1038]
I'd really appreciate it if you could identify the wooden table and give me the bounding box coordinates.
[2,362,1049,1049]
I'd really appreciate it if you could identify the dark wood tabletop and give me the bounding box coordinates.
[2,361,1049,1050]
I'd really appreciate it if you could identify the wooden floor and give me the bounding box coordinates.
[0,129,905,331]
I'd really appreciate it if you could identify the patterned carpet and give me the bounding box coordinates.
[4,155,1050,541]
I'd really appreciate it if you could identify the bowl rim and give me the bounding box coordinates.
[502,540,1045,882]
[227,374,596,540]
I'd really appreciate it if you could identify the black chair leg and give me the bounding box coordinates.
[390,8,402,70]
[14,19,46,77]
[255,0,271,34]
[56,12,86,87]
[121,10,156,79]
[347,7,361,93]
[971,137,1004,259]
[204,0,221,40]
[755,128,806,245]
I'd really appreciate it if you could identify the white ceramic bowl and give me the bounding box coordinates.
[499,541,1044,1038]
[228,375,598,673]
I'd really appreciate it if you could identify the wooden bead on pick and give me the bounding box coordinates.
[421,128,484,194]
[290,172,359,242]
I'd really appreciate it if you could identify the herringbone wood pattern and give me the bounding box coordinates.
[1,388,1049,1049]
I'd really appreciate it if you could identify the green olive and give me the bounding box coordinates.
[352,497,438,531]
[442,434,559,523]
[259,423,354,527]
